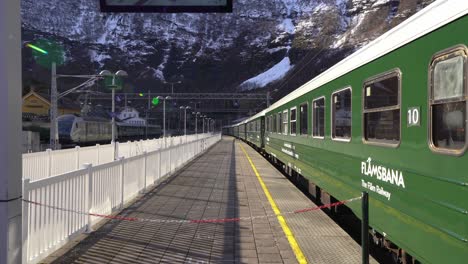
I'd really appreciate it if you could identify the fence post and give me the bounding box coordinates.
[75,146,80,170]
[119,157,125,208]
[142,151,147,193]
[22,178,30,264]
[83,163,93,233]
[362,191,369,264]
[96,144,100,164]
[114,142,118,161]
[46,148,52,177]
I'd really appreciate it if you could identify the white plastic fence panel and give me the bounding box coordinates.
[50,148,79,176]
[159,148,171,178]
[89,161,122,224]
[145,151,161,187]
[22,151,51,181]
[78,146,99,167]
[122,156,145,202]
[98,144,115,164]
[23,169,89,264]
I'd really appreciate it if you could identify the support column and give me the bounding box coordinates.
[0,0,22,263]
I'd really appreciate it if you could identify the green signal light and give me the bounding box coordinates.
[152,97,160,106]
[139,93,144,97]
[26,43,48,54]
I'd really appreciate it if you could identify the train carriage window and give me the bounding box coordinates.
[267,116,270,133]
[271,115,275,133]
[363,70,401,146]
[278,112,282,134]
[313,97,325,138]
[300,103,308,135]
[332,87,352,141]
[282,110,288,135]
[267,116,271,133]
[429,46,467,154]
[270,115,273,133]
[290,107,297,135]
[275,113,278,133]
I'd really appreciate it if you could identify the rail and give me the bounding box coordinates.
[22,133,221,264]
[22,133,213,181]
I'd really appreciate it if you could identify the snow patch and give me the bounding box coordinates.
[277,18,295,34]
[331,35,347,49]
[372,0,392,7]
[267,46,289,54]
[153,68,164,80]
[89,50,111,67]
[240,57,293,90]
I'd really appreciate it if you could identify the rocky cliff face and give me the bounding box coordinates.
[21,0,433,97]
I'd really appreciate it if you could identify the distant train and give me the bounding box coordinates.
[57,114,162,145]
[224,1,468,264]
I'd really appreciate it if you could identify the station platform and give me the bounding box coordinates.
[47,137,374,264]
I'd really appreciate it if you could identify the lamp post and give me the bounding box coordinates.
[146,90,151,139]
[48,67,124,150]
[99,70,128,145]
[179,106,191,138]
[202,116,206,134]
[209,118,213,133]
[157,96,171,147]
[192,112,200,139]
[207,118,212,133]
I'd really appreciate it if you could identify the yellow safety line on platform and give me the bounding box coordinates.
[239,143,308,264]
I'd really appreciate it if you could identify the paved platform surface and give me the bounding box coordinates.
[49,137,373,264]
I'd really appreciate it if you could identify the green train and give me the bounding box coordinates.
[223,1,468,263]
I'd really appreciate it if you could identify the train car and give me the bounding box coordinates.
[239,122,247,141]
[58,114,162,145]
[116,122,161,141]
[245,110,266,149]
[233,124,239,138]
[58,114,112,144]
[254,1,468,263]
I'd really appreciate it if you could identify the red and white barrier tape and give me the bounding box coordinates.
[22,196,361,224]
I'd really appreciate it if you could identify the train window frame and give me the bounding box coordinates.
[362,68,402,148]
[299,102,309,136]
[290,106,297,136]
[312,97,326,139]
[268,115,273,133]
[428,45,468,156]
[282,109,289,135]
[277,112,282,134]
[268,116,272,133]
[331,87,352,142]
[272,114,276,133]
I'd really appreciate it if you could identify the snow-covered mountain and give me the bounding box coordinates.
[21,0,433,97]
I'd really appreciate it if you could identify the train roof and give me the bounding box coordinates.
[239,0,468,126]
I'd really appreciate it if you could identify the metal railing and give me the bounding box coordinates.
[22,133,221,264]
[22,134,213,181]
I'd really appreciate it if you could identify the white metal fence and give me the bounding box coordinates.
[22,134,212,181]
[22,133,221,264]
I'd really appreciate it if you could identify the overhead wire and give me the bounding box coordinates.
[249,36,333,114]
